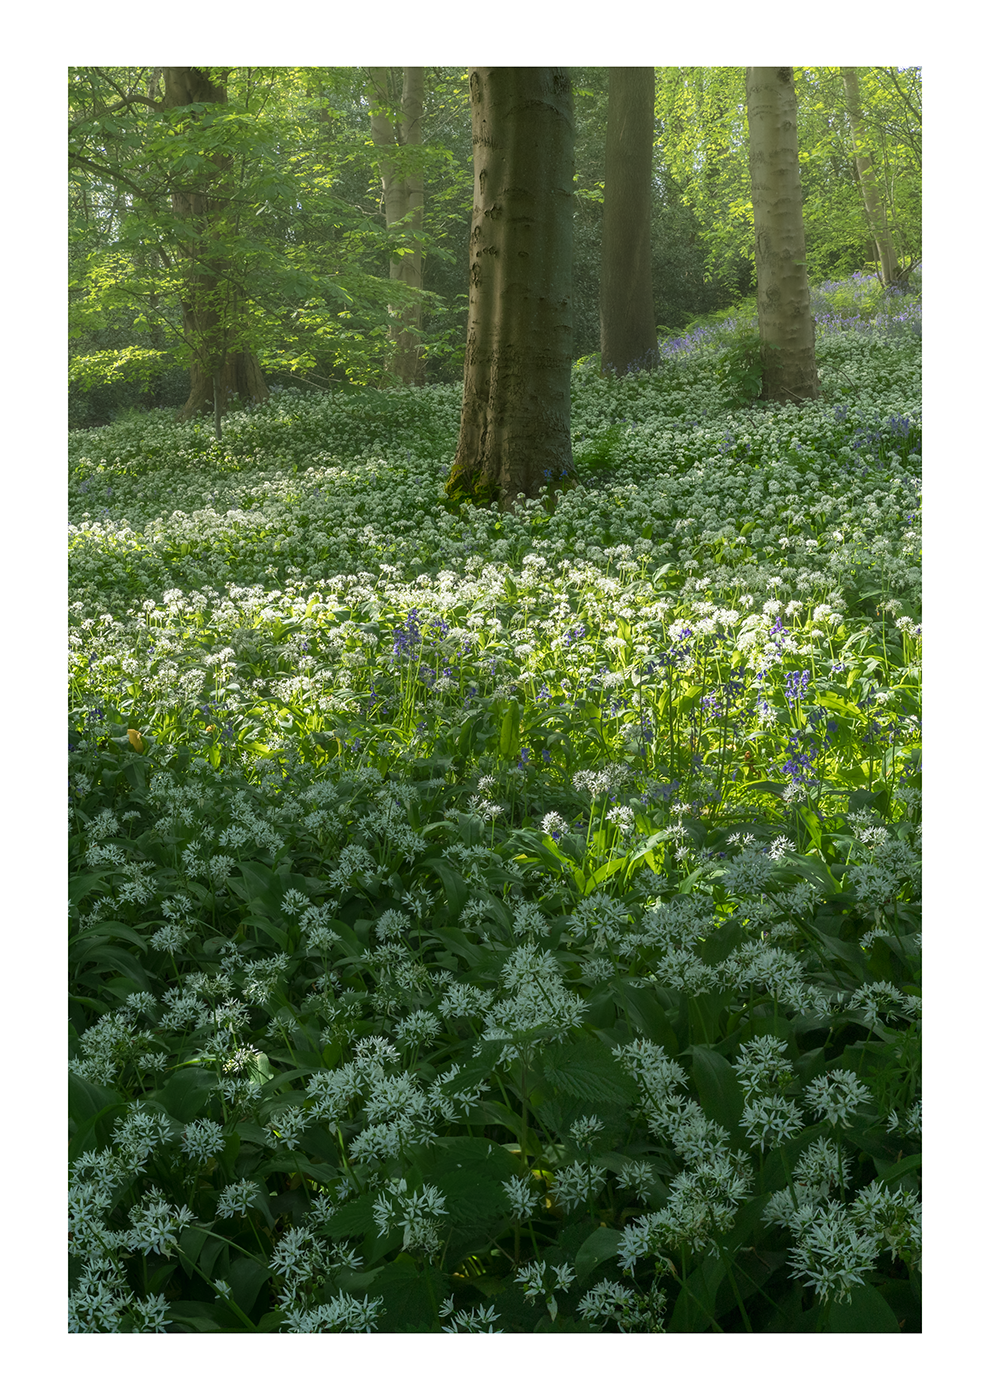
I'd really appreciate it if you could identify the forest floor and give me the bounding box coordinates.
[68,272,922,1333]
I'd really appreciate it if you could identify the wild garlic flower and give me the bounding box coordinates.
[849,1180,921,1266]
[567,891,630,948]
[180,1118,226,1163]
[282,1291,383,1333]
[786,1200,879,1305]
[503,1175,541,1221]
[804,1069,871,1128]
[740,1094,805,1151]
[68,1257,132,1333]
[570,1115,604,1150]
[794,1138,852,1195]
[215,1178,261,1220]
[846,980,913,1028]
[393,1009,441,1047]
[540,810,569,841]
[733,1035,794,1099]
[372,1179,448,1255]
[612,1038,689,1102]
[516,1260,547,1298]
[125,1186,195,1257]
[552,1161,607,1211]
[578,1279,665,1332]
[266,1104,309,1151]
[887,1098,922,1138]
[440,1303,503,1333]
[112,1109,175,1171]
[616,1160,656,1199]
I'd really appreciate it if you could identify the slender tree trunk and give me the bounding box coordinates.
[368,66,426,385]
[449,67,575,510]
[162,67,269,425]
[840,66,900,286]
[600,67,658,376]
[745,67,819,403]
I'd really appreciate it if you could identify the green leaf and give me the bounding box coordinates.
[368,1256,445,1332]
[574,1225,622,1278]
[324,1196,377,1240]
[615,982,680,1054]
[499,698,521,758]
[537,1039,637,1106]
[420,856,469,921]
[148,1066,216,1124]
[68,1071,126,1153]
[823,1282,901,1333]
[689,1046,746,1141]
[433,1169,507,1226]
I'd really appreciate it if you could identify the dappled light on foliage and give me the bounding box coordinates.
[69,273,920,1333]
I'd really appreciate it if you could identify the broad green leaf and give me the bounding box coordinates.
[823,1282,900,1333]
[148,1065,215,1124]
[689,1045,746,1141]
[574,1225,622,1278]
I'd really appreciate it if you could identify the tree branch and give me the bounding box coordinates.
[68,151,157,203]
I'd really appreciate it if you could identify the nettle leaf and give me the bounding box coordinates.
[536,1038,637,1106]
[433,1169,507,1226]
[410,1134,519,1182]
[369,1256,447,1333]
[324,1194,377,1240]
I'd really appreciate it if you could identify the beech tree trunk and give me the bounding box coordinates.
[368,67,427,385]
[449,68,575,509]
[745,67,819,404]
[162,67,269,426]
[600,67,658,376]
[840,66,901,286]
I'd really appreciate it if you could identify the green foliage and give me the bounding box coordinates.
[714,328,767,406]
[68,278,921,1334]
[444,461,501,508]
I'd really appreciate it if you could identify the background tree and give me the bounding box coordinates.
[655,68,755,295]
[162,67,270,427]
[448,68,575,509]
[840,66,900,287]
[68,66,428,427]
[745,66,819,403]
[367,67,428,384]
[599,67,658,376]
[838,66,919,286]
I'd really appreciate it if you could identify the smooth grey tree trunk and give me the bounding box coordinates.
[840,66,900,287]
[368,66,427,384]
[600,67,658,376]
[745,67,819,403]
[450,68,575,509]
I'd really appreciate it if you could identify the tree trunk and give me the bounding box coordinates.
[745,67,819,404]
[839,66,901,286]
[368,67,427,385]
[162,67,269,425]
[600,67,658,376]
[449,67,575,510]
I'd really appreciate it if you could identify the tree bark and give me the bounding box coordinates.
[368,66,427,385]
[600,67,658,376]
[450,67,575,510]
[745,67,819,404]
[162,67,269,425]
[839,66,900,286]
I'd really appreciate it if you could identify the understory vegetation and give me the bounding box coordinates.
[68,274,921,1334]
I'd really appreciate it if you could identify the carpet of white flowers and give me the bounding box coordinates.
[68,277,921,1333]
